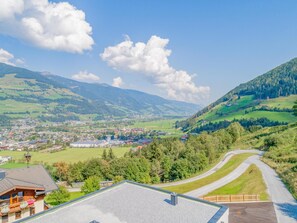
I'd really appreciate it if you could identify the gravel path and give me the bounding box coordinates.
[154,149,260,188]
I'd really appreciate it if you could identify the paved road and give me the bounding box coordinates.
[185,154,297,223]
[155,149,260,188]
[252,158,297,223]
[185,155,256,197]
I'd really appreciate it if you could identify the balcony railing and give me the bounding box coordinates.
[0,198,35,215]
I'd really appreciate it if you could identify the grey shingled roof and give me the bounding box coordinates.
[0,165,58,195]
[18,181,228,223]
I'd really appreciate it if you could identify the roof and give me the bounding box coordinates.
[0,165,58,195]
[18,181,228,223]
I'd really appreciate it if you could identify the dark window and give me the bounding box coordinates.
[15,211,21,219]
[18,192,24,197]
[0,195,10,200]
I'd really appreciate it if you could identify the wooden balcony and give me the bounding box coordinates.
[0,197,35,216]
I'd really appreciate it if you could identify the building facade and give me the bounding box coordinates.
[0,165,57,223]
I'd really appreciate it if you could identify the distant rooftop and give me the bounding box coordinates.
[0,165,58,195]
[18,181,228,223]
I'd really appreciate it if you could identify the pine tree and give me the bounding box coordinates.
[102,149,107,160]
[108,148,115,160]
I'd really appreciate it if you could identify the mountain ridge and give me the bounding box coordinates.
[0,63,200,121]
[181,57,297,132]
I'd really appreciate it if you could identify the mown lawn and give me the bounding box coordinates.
[0,162,30,169]
[205,164,269,201]
[164,153,255,194]
[0,147,130,164]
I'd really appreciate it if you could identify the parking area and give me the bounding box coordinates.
[224,202,277,223]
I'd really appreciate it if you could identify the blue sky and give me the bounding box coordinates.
[0,0,297,105]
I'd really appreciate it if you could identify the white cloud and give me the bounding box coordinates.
[112,77,123,88]
[72,71,100,83]
[0,0,94,53]
[101,35,210,103]
[0,48,15,65]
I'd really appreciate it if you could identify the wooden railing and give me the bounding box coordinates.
[201,194,259,203]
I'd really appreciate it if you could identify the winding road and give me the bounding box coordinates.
[182,153,297,223]
[155,149,261,188]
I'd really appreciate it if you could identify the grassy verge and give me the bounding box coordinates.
[205,164,269,201]
[164,153,255,194]
[0,162,31,169]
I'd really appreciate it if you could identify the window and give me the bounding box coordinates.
[2,215,8,223]
[15,211,21,219]
[18,191,24,197]
[0,194,10,200]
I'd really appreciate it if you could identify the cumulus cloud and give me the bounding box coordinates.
[0,0,94,53]
[0,48,24,66]
[72,71,100,83]
[0,48,15,65]
[112,77,123,88]
[101,35,210,103]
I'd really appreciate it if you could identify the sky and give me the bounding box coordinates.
[0,0,297,106]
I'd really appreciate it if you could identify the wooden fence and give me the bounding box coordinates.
[201,194,259,203]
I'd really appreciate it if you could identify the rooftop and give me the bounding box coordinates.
[18,181,228,223]
[0,165,58,195]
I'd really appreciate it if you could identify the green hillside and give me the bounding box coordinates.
[0,63,200,121]
[234,123,297,199]
[182,58,297,132]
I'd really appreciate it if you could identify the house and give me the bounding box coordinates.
[18,181,228,223]
[0,165,58,223]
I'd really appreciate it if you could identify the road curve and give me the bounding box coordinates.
[154,149,261,188]
[184,155,256,197]
[185,154,297,223]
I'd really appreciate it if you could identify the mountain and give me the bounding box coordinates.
[180,58,297,132]
[0,63,200,121]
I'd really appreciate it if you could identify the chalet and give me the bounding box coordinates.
[0,165,57,223]
[18,181,228,223]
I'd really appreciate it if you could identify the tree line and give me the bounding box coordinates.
[46,123,245,185]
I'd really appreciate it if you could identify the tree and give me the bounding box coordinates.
[81,176,101,195]
[113,175,124,183]
[102,149,107,160]
[293,100,297,116]
[53,162,69,181]
[67,161,84,184]
[46,186,70,205]
[108,148,116,160]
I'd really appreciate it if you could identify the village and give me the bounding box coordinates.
[0,118,169,156]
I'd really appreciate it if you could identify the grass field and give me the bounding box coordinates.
[261,95,297,109]
[0,162,30,168]
[164,153,255,194]
[0,147,130,165]
[195,94,297,125]
[206,164,269,201]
